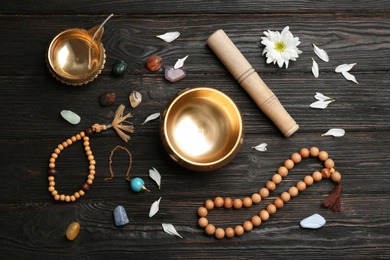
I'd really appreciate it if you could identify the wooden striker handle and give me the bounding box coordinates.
[207,29,299,137]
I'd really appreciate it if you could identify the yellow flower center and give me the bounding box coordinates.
[275,41,286,52]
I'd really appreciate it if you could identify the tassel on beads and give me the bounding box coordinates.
[106,104,135,142]
[322,182,342,212]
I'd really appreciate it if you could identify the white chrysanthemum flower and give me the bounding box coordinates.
[261,26,302,68]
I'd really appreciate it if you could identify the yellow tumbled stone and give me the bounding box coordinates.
[66,222,80,241]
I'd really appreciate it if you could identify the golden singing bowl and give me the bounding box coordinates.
[160,87,244,171]
[47,26,106,86]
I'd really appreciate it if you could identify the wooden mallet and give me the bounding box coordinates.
[207,29,299,137]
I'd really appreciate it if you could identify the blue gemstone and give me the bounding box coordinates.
[130,177,144,192]
[113,205,129,226]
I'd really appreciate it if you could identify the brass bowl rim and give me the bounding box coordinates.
[46,28,106,86]
[162,87,244,170]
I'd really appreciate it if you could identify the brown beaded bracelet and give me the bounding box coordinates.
[47,105,134,202]
[197,147,343,239]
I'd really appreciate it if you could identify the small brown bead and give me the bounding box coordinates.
[324,158,335,169]
[48,168,57,176]
[266,181,276,191]
[259,209,270,221]
[62,141,68,148]
[204,199,214,210]
[225,227,235,238]
[79,190,85,196]
[71,136,77,142]
[310,147,320,157]
[312,171,323,181]
[214,197,224,208]
[272,174,282,184]
[49,163,55,169]
[88,155,94,161]
[70,195,76,202]
[89,165,95,170]
[84,146,91,152]
[284,159,294,170]
[291,152,302,164]
[251,215,262,227]
[274,198,284,209]
[83,141,90,147]
[232,199,243,209]
[300,148,310,158]
[243,221,253,232]
[80,131,85,137]
[85,127,94,137]
[65,195,71,202]
[243,197,253,208]
[215,228,225,239]
[51,190,58,196]
[198,217,208,228]
[259,188,270,198]
[76,134,82,140]
[89,169,96,175]
[49,181,55,187]
[86,150,93,156]
[66,139,73,145]
[54,148,61,154]
[321,168,331,179]
[49,158,55,163]
[318,151,329,161]
[74,192,80,199]
[87,179,93,185]
[296,181,307,191]
[54,194,60,201]
[89,160,96,166]
[277,166,289,177]
[205,224,216,235]
[48,176,55,181]
[251,193,261,204]
[81,182,90,192]
[280,191,291,202]
[304,175,314,186]
[51,153,58,159]
[57,144,64,150]
[289,186,299,197]
[60,194,65,201]
[234,225,244,236]
[267,204,277,215]
[224,198,233,208]
[331,171,342,183]
[88,174,95,180]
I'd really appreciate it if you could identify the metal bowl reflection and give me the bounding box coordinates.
[160,87,244,171]
[47,27,106,86]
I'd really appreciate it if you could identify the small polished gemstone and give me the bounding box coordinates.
[164,67,186,82]
[112,60,128,76]
[114,205,129,226]
[300,213,326,229]
[130,177,145,192]
[66,222,80,241]
[60,110,81,125]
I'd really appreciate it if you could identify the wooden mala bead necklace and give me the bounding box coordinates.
[47,105,134,202]
[197,147,343,239]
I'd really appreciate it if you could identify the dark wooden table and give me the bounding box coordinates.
[1,1,390,259]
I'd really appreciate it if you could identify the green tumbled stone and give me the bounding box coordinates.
[112,60,128,76]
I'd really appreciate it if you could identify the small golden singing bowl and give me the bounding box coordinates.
[47,26,106,86]
[160,87,244,171]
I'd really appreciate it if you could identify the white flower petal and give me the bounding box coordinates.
[314,92,332,101]
[174,55,189,69]
[162,223,183,238]
[313,43,329,62]
[311,57,319,78]
[335,63,357,73]
[341,71,359,84]
[149,167,161,189]
[310,100,333,109]
[252,143,268,151]
[156,31,180,42]
[322,128,345,137]
[149,197,162,218]
[142,112,160,125]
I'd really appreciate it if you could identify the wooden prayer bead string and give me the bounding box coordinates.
[47,105,134,202]
[197,147,343,239]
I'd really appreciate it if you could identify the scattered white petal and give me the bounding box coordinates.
[156,31,180,42]
[322,128,345,137]
[174,55,189,69]
[142,112,161,125]
[313,43,329,62]
[311,57,319,78]
[341,71,359,84]
[149,197,162,218]
[162,223,183,238]
[310,100,334,109]
[314,92,332,101]
[252,143,268,151]
[335,63,357,73]
[149,167,161,189]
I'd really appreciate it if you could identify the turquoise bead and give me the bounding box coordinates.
[130,177,145,192]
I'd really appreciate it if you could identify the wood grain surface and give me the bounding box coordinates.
[0,1,389,259]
